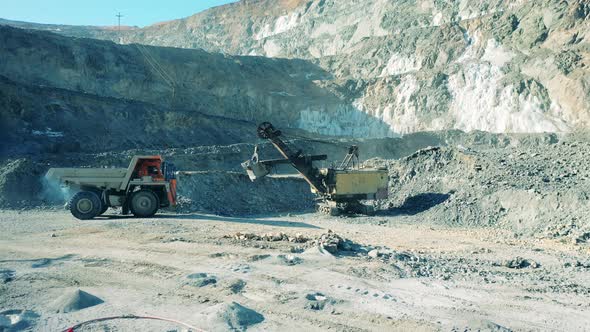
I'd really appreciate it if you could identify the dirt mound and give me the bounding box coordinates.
[205,302,264,331]
[186,273,217,287]
[0,269,15,283]
[223,279,246,294]
[50,289,104,313]
[0,158,44,208]
[305,292,334,311]
[466,319,512,332]
[177,171,315,216]
[380,142,590,240]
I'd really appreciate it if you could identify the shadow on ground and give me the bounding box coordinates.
[380,193,451,216]
[0,254,77,268]
[98,213,322,229]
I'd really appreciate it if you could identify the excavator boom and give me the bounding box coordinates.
[243,122,327,193]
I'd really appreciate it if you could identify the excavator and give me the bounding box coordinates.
[242,122,388,216]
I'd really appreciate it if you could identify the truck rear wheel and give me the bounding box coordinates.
[130,189,159,218]
[69,191,102,220]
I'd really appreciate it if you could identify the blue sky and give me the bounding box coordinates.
[1,0,239,27]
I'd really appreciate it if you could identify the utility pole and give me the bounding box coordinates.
[115,12,123,44]
[116,12,123,33]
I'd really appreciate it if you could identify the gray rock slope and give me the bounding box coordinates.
[6,0,588,137]
[0,25,361,156]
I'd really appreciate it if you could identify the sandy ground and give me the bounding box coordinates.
[0,209,589,331]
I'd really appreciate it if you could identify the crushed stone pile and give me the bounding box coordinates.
[224,279,246,294]
[375,140,590,241]
[204,302,264,332]
[0,159,44,208]
[50,289,104,313]
[277,254,303,266]
[176,171,315,216]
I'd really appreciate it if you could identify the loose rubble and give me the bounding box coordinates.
[0,269,14,283]
[277,255,303,266]
[187,273,218,288]
[501,257,541,269]
[375,139,590,243]
[304,293,331,311]
[176,172,315,216]
[228,232,309,243]
[226,230,363,255]
[204,302,265,332]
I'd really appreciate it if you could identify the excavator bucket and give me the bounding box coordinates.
[242,145,270,182]
[241,159,270,181]
[242,145,272,181]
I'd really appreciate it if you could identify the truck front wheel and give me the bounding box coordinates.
[130,190,159,218]
[69,191,102,220]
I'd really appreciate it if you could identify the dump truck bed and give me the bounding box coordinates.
[45,168,128,190]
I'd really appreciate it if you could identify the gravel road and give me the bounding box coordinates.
[0,210,588,331]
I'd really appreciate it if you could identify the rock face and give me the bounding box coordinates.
[0,159,43,207]
[9,0,589,136]
[0,25,341,156]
